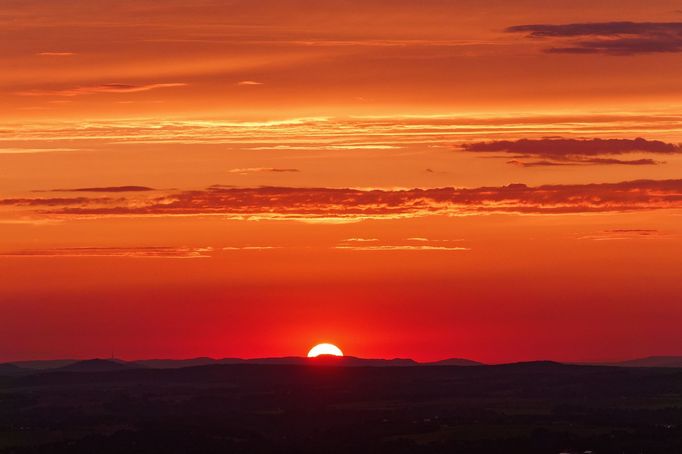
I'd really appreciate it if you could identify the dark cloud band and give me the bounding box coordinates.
[3,179,677,220]
[462,137,680,166]
[507,22,682,55]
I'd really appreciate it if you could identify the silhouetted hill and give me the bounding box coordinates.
[607,356,682,368]
[4,362,682,453]
[501,360,565,367]
[245,356,308,365]
[312,355,419,367]
[133,356,419,368]
[0,363,27,377]
[9,359,78,369]
[58,359,141,372]
[134,357,228,369]
[423,358,483,366]
[7,355,682,374]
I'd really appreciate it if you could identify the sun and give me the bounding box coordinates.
[307,343,344,358]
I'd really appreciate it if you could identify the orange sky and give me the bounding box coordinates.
[2,0,682,363]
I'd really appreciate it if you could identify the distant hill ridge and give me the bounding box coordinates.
[138,356,426,368]
[604,356,682,368]
[58,359,141,372]
[3,355,682,376]
[423,358,484,367]
[0,363,25,377]
[3,356,482,372]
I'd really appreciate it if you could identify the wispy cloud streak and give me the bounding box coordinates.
[335,245,469,251]
[6,114,682,149]
[577,229,671,241]
[0,246,213,258]
[228,168,300,175]
[17,83,187,97]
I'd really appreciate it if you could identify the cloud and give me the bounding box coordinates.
[0,197,118,207]
[0,148,81,154]
[336,238,465,250]
[462,137,680,166]
[336,236,472,250]
[507,159,568,167]
[578,158,659,166]
[17,83,187,97]
[335,245,470,252]
[19,179,682,222]
[0,247,213,259]
[228,168,300,175]
[507,158,659,167]
[8,114,682,151]
[237,80,263,86]
[221,246,281,250]
[578,229,669,241]
[463,137,680,155]
[507,22,682,55]
[49,186,155,193]
[407,237,463,242]
[36,52,75,57]
[605,229,659,234]
[249,145,401,150]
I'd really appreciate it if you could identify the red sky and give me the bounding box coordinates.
[2,0,682,363]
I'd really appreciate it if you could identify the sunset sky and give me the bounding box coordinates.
[2,0,682,363]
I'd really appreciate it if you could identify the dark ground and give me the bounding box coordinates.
[1,362,681,453]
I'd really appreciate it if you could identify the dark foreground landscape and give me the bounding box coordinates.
[2,361,682,453]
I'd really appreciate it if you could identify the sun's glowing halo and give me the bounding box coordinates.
[307,343,343,358]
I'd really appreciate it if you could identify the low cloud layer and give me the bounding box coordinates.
[2,179,679,222]
[507,22,682,55]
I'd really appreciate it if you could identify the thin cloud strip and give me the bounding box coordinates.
[36,52,75,57]
[5,115,682,148]
[337,236,469,251]
[577,229,671,241]
[17,82,187,97]
[0,197,119,207]
[221,246,282,250]
[334,245,470,252]
[228,168,300,175]
[0,246,213,259]
[507,158,660,167]
[0,147,82,154]
[49,186,155,193]
[462,137,681,166]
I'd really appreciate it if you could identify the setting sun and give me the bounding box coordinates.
[307,343,344,358]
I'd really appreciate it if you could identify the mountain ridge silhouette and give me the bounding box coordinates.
[3,355,682,375]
